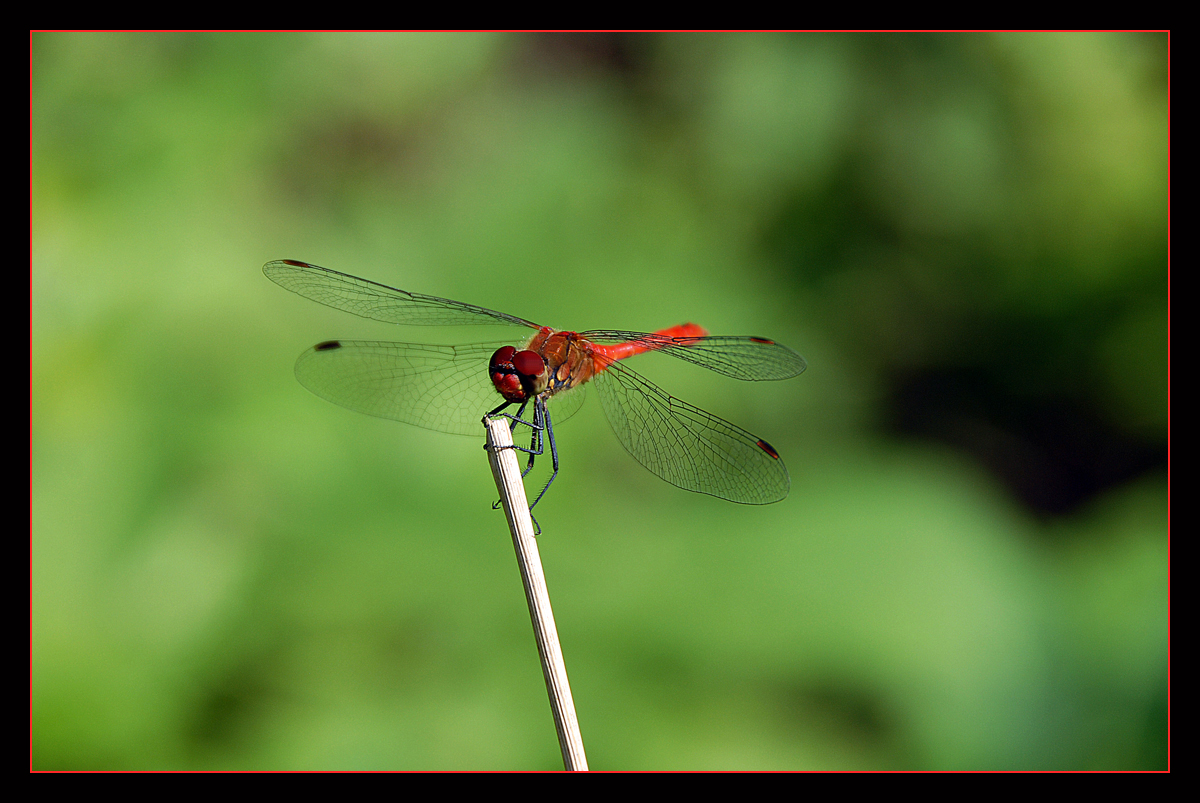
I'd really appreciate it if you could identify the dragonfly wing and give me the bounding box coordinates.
[583,330,806,381]
[591,360,789,504]
[294,340,584,437]
[295,341,504,436]
[265,260,540,329]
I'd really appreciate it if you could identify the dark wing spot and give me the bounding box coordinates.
[314,340,343,351]
[756,438,781,460]
[750,337,775,344]
[281,259,311,267]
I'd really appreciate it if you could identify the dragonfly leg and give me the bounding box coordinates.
[520,405,543,479]
[486,400,547,520]
[527,401,560,511]
[486,400,544,462]
[486,398,558,518]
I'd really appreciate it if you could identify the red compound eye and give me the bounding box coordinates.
[512,349,544,377]
[490,345,517,371]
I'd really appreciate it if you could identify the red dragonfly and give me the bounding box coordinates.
[265,259,806,508]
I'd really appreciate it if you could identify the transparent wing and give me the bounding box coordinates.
[265,260,541,329]
[583,330,806,381]
[591,359,789,504]
[294,340,584,437]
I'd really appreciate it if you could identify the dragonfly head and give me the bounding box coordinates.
[489,346,548,403]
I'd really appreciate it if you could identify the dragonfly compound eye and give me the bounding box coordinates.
[489,345,517,372]
[512,350,545,379]
[489,345,543,403]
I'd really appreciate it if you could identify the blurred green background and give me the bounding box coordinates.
[32,32,1168,770]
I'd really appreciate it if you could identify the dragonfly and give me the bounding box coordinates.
[264,259,806,510]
